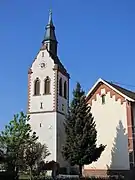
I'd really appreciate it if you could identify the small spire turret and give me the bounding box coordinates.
[42,10,58,56]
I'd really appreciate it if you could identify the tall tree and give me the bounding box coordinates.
[62,83,106,176]
[0,112,39,177]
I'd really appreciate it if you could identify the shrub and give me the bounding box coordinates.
[0,171,15,180]
[19,174,125,180]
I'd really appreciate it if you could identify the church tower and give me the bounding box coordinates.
[27,10,69,167]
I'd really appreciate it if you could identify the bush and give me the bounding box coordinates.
[59,167,67,174]
[0,171,16,180]
[19,174,125,180]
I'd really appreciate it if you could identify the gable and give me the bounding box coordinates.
[86,82,126,105]
[86,78,135,104]
[29,45,69,78]
[31,49,54,71]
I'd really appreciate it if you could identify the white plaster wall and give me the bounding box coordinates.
[57,72,68,114]
[30,50,55,112]
[56,72,69,166]
[56,113,67,167]
[29,50,57,162]
[85,89,129,170]
[29,112,57,162]
[28,49,69,166]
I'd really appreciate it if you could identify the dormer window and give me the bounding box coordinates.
[101,94,105,104]
[46,43,48,50]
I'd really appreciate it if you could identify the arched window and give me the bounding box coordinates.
[34,78,40,95]
[44,76,51,94]
[64,81,67,99]
[59,78,62,96]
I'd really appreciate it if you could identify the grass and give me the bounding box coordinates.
[19,173,30,180]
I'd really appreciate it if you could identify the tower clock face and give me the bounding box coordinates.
[40,62,46,69]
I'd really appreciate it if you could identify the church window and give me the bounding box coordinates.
[42,51,44,57]
[40,102,43,109]
[64,81,67,99]
[59,78,62,96]
[34,78,40,96]
[62,104,64,111]
[101,94,105,104]
[44,76,51,94]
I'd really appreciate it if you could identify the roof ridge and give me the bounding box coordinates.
[105,80,135,93]
[104,80,135,100]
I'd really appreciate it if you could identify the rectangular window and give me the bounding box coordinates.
[40,123,42,127]
[42,52,44,57]
[40,102,43,109]
[62,104,64,111]
[127,101,130,105]
[101,95,105,104]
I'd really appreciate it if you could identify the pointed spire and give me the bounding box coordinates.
[48,9,53,26]
[42,10,58,56]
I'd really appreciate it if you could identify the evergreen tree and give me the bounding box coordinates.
[62,83,106,176]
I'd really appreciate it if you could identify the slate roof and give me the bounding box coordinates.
[105,80,135,100]
[40,44,68,75]
[49,50,69,76]
[43,10,57,43]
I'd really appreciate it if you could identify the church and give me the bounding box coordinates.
[84,78,135,176]
[27,11,135,176]
[27,10,69,167]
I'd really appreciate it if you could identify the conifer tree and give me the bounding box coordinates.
[62,83,106,176]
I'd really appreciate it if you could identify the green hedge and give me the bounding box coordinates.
[26,176,124,180]
[0,172,125,180]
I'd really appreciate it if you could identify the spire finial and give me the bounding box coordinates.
[49,8,52,15]
[48,9,53,25]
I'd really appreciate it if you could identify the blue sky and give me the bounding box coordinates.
[0,0,135,129]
